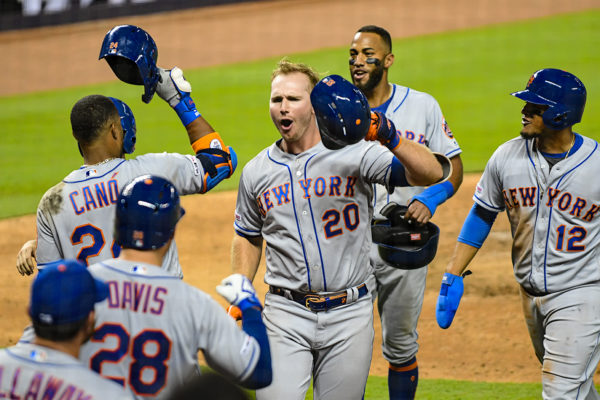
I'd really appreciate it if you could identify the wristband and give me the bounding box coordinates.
[410,180,454,216]
[173,97,201,126]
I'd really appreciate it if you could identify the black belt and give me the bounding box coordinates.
[269,284,368,312]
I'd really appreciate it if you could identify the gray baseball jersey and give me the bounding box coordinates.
[0,343,131,399]
[234,140,394,292]
[369,84,461,365]
[36,153,209,277]
[474,133,600,398]
[234,139,393,399]
[79,258,261,400]
[474,133,599,294]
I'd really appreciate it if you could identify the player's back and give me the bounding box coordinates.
[35,156,195,276]
[81,259,260,399]
[0,343,131,399]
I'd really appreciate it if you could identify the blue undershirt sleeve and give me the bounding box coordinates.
[388,157,409,187]
[457,203,498,249]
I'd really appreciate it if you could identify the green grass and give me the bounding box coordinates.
[240,376,544,399]
[1,10,598,219]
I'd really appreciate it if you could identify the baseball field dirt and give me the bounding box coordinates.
[1,0,598,385]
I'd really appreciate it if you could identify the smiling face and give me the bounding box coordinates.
[520,102,549,139]
[269,71,319,151]
[349,31,392,95]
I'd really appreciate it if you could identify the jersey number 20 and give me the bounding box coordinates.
[322,203,360,238]
[90,323,172,396]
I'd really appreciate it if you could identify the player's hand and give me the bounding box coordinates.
[365,111,401,150]
[16,239,37,276]
[156,67,193,108]
[405,200,433,225]
[216,274,262,311]
[436,272,466,329]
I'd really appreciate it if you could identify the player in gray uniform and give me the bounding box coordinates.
[1,259,131,399]
[349,25,463,399]
[436,69,599,399]
[20,175,272,398]
[231,60,445,400]
[16,66,236,278]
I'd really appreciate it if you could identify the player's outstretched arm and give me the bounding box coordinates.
[216,274,272,389]
[16,239,37,276]
[156,67,237,192]
[407,155,464,224]
[231,234,263,282]
[366,111,443,186]
[436,203,498,329]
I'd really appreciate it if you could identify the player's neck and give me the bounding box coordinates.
[81,145,121,166]
[365,81,392,109]
[33,336,81,359]
[537,128,575,154]
[119,247,167,268]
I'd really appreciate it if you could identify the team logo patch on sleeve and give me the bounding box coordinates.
[234,210,242,222]
[476,184,483,194]
[185,154,201,176]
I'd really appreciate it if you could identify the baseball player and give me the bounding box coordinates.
[436,69,599,399]
[1,260,131,399]
[20,175,272,399]
[231,59,445,400]
[15,67,236,277]
[349,25,463,399]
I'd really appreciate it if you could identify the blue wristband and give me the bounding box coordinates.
[173,96,201,126]
[411,180,454,216]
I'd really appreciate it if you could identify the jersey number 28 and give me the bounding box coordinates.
[90,323,172,396]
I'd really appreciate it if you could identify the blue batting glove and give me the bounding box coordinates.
[436,272,465,329]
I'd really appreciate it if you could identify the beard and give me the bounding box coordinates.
[519,130,540,140]
[354,64,384,95]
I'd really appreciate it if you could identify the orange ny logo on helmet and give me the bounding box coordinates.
[325,79,336,87]
[526,74,535,88]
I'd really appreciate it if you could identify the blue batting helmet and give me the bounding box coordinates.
[115,175,185,250]
[99,25,159,104]
[310,74,371,150]
[511,68,586,129]
[371,203,440,269]
[108,97,136,154]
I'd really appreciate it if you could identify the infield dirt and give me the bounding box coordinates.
[1,0,598,385]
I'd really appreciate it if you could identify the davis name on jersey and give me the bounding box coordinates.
[106,279,166,314]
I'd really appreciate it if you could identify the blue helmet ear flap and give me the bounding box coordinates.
[108,97,136,154]
[100,25,159,104]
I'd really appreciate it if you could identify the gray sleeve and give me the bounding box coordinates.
[425,97,462,158]
[195,291,260,382]
[233,168,263,237]
[473,148,505,212]
[128,153,207,195]
[359,142,395,186]
[35,206,61,265]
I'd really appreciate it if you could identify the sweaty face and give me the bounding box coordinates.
[519,102,549,139]
[349,32,389,94]
[269,72,316,144]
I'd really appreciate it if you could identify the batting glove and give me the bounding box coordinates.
[365,111,401,150]
[216,274,262,312]
[156,67,201,126]
[436,272,468,329]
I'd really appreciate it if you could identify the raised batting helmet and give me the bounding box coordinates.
[511,68,586,129]
[310,74,371,150]
[108,97,136,154]
[115,175,185,250]
[99,25,159,104]
[371,203,440,269]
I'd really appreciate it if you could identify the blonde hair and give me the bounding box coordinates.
[271,58,320,89]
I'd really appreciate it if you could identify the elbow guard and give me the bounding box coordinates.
[195,147,238,193]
